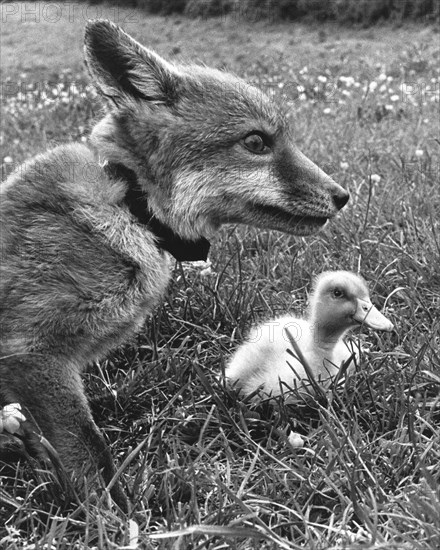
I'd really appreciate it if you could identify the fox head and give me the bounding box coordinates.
[84,20,349,241]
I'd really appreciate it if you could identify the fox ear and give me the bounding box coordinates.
[84,20,179,106]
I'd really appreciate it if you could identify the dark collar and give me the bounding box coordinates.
[104,162,210,262]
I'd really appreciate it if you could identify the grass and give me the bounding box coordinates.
[1,2,440,549]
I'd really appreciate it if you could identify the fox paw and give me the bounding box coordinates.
[0,403,27,435]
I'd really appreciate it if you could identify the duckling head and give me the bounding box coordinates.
[308,271,394,343]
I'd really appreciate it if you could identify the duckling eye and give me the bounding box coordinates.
[242,132,271,155]
[332,288,344,298]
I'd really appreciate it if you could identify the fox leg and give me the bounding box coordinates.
[0,354,128,512]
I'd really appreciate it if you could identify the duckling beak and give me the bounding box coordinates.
[353,299,394,331]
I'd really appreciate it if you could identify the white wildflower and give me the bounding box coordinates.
[339,76,355,87]
[200,266,214,277]
[191,260,211,270]
[3,156,13,163]
[128,520,139,548]
[288,432,304,448]
[415,149,424,157]
[390,94,400,102]
[370,174,381,184]
[340,161,349,171]
[0,403,26,434]
[369,81,378,92]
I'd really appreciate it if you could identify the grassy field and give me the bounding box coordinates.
[1,2,440,549]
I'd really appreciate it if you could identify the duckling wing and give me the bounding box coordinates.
[331,339,359,374]
[226,317,312,398]
[226,334,284,396]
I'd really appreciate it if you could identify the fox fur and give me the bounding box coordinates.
[0,20,349,511]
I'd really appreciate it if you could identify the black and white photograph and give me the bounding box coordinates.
[0,1,439,548]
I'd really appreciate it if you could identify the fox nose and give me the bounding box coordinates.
[333,189,350,210]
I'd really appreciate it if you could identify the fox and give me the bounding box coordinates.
[0,20,349,511]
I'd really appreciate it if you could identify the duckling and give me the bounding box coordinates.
[226,271,394,400]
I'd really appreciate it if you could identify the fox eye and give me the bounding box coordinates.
[242,132,271,155]
[332,288,344,298]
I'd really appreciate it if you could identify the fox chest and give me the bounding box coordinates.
[40,209,172,363]
[69,247,171,365]
[73,204,172,313]
[89,233,171,324]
